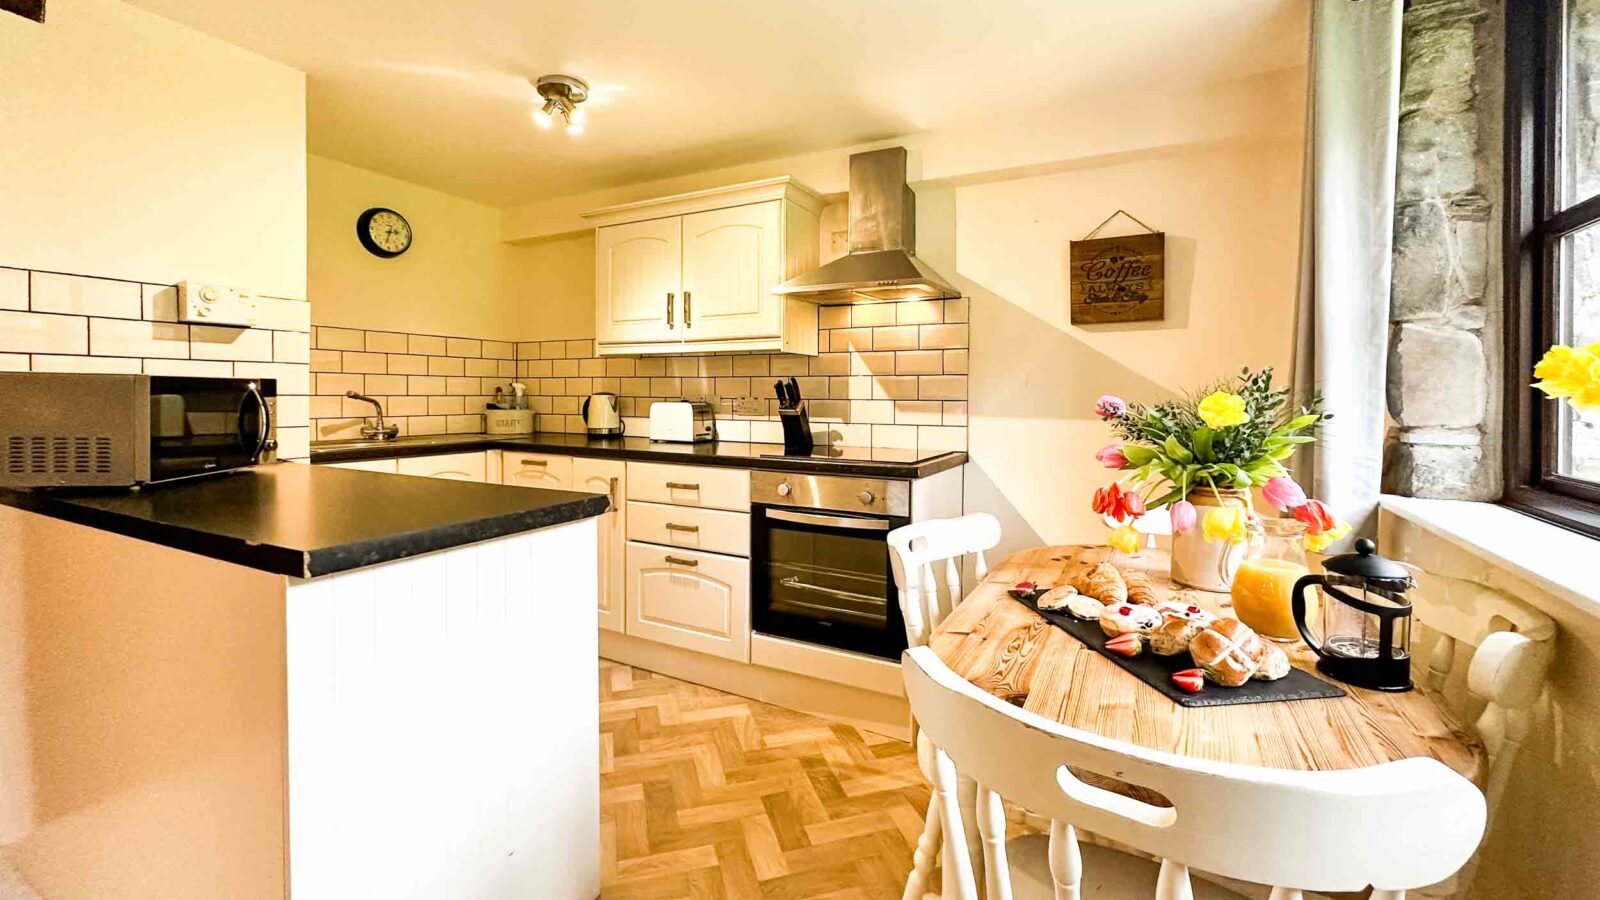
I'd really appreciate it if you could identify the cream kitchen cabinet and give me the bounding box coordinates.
[573,458,627,634]
[325,458,399,474]
[395,452,487,482]
[584,177,823,356]
[502,451,573,489]
[624,543,750,662]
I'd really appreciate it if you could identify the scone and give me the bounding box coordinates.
[1188,618,1263,687]
[1249,641,1291,681]
[1148,601,1216,657]
[1064,593,1107,621]
[1099,603,1162,637]
[1036,585,1078,611]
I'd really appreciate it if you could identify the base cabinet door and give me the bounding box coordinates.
[625,542,750,661]
[501,452,573,489]
[574,458,627,633]
[395,452,486,482]
[324,459,399,474]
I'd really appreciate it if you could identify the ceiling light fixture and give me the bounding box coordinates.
[531,74,590,136]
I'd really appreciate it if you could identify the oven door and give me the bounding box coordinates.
[147,376,275,483]
[751,504,910,660]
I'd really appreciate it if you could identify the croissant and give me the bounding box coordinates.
[1070,562,1128,605]
[1122,569,1163,606]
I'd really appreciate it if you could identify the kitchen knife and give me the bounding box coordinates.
[774,379,789,408]
[786,376,802,406]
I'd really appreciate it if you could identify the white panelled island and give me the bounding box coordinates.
[0,464,608,900]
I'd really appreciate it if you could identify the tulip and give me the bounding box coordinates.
[1123,491,1146,518]
[1169,500,1197,535]
[1262,476,1307,512]
[1094,394,1127,420]
[1294,499,1335,534]
[1202,506,1250,544]
[1107,524,1141,554]
[1197,391,1250,429]
[1095,444,1129,468]
[1305,520,1352,553]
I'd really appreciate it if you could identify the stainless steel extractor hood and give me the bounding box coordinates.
[774,147,960,305]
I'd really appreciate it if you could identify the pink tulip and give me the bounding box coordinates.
[1262,476,1307,512]
[1095,444,1129,468]
[1169,500,1197,535]
[1094,394,1127,420]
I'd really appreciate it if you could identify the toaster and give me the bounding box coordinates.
[648,400,714,443]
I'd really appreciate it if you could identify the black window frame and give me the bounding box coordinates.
[1504,0,1600,537]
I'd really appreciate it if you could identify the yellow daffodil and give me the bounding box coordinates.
[1202,506,1250,544]
[1107,523,1141,554]
[1304,520,1352,553]
[1197,391,1250,429]
[1535,343,1600,412]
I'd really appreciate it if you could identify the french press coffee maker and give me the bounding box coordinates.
[1291,538,1415,692]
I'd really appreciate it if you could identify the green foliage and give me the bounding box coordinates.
[1106,367,1327,507]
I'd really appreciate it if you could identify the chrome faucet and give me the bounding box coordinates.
[345,391,399,441]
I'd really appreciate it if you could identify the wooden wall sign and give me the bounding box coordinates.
[1070,211,1165,325]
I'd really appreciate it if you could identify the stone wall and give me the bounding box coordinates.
[1384,0,1504,499]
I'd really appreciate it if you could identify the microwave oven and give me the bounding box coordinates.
[0,373,276,488]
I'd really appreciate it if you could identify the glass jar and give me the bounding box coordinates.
[1230,517,1311,641]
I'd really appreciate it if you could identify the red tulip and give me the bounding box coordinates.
[1294,499,1335,535]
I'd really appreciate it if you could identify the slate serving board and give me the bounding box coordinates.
[1012,592,1346,708]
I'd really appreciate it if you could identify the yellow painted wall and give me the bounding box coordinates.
[503,232,596,342]
[0,0,307,299]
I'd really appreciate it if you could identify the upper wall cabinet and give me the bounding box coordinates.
[584,178,823,356]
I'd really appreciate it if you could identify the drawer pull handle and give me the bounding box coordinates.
[665,555,698,568]
[665,523,700,533]
[520,459,548,467]
[665,481,700,491]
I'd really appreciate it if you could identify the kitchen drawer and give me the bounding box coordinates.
[625,542,750,662]
[626,461,749,511]
[502,451,572,490]
[324,458,398,474]
[395,452,486,483]
[627,501,749,557]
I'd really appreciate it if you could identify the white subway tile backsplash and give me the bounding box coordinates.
[316,326,365,351]
[919,323,968,350]
[0,268,28,310]
[90,318,188,359]
[31,272,141,319]
[255,297,312,333]
[0,353,28,371]
[316,372,364,395]
[919,375,968,401]
[341,351,388,374]
[0,310,88,354]
[143,358,236,377]
[483,340,514,360]
[943,349,969,374]
[918,425,968,452]
[409,334,447,356]
[465,358,499,377]
[871,325,918,350]
[32,354,141,374]
[895,350,943,375]
[872,424,918,450]
[364,331,408,353]
[850,303,896,327]
[191,324,273,361]
[447,337,482,358]
[818,306,851,330]
[277,395,309,428]
[387,354,428,375]
[896,300,944,326]
[274,331,311,363]
[275,427,311,460]
[364,374,406,394]
[943,298,969,324]
[428,356,465,376]
[234,361,310,396]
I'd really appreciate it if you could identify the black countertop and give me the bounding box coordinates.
[0,463,609,579]
[311,432,968,480]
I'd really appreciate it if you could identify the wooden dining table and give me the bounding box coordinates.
[928,544,1485,784]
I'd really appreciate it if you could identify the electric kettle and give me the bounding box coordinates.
[581,392,623,436]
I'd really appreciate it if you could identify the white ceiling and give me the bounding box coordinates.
[128,0,1307,207]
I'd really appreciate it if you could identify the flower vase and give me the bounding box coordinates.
[1170,489,1254,592]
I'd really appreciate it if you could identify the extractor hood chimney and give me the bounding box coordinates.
[773,147,960,305]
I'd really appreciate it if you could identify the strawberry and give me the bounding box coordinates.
[1171,668,1205,694]
[1015,581,1036,593]
[1105,633,1143,658]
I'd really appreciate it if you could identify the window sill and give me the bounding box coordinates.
[1380,494,1600,621]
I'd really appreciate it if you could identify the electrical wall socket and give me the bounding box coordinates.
[732,397,768,417]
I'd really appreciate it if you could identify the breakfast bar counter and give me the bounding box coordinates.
[0,462,606,899]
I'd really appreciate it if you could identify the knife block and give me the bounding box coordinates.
[778,404,814,455]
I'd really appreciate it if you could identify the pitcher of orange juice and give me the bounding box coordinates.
[1231,518,1314,641]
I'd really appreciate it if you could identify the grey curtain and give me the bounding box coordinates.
[1292,0,1404,544]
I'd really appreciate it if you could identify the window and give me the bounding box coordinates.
[1505,0,1600,536]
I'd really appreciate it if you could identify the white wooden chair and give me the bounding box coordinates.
[886,513,1003,900]
[902,644,1489,900]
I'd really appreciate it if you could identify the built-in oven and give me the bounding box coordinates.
[750,470,910,660]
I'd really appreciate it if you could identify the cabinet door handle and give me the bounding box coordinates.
[684,291,692,328]
[667,292,674,328]
[664,481,700,491]
[664,555,698,568]
[665,522,699,533]
[520,459,548,467]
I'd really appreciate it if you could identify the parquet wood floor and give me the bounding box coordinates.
[599,659,932,899]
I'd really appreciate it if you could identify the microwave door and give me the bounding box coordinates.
[146,378,259,481]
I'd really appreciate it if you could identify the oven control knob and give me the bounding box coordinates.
[858,490,876,506]
[776,481,791,497]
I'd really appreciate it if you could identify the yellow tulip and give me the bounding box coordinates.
[1197,391,1250,429]
[1107,524,1141,554]
[1304,520,1351,553]
[1534,343,1600,411]
[1202,506,1250,544]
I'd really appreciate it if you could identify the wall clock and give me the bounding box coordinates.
[356,207,413,258]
